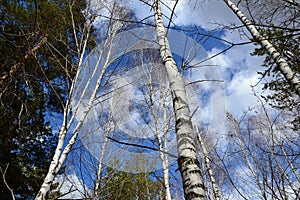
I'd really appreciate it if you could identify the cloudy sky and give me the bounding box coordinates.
[62,0,272,197]
[71,0,269,166]
[87,0,268,127]
[124,0,267,119]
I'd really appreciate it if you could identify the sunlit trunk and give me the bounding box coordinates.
[153,1,207,199]
[223,0,300,96]
[195,127,220,200]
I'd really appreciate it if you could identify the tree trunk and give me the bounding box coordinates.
[195,127,220,200]
[36,17,121,199]
[93,136,108,199]
[152,1,207,199]
[35,28,93,200]
[223,0,300,96]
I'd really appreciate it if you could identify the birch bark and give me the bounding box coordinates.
[223,0,300,96]
[153,1,207,199]
[195,127,220,200]
[36,14,122,199]
[93,128,109,199]
[35,25,93,200]
[149,69,172,200]
[161,101,172,200]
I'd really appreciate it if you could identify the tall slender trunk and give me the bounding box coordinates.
[93,132,109,199]
[223,0,300,96]
[35,27,92,200]
[153,1,207,199]
[154,101,172,200]
[36,18,121,199]
[195,127,220,200]
[150,80,172,200]
[162,100,172,200]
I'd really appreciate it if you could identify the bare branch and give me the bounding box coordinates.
[0,164,15,200]
[107,136,177,158]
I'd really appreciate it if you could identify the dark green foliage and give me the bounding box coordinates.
[252,28,300,130]
[0,0,94,198]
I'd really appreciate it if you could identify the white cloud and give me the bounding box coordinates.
[126,0,239,30]
[171,0,239,29]
[52,174,92,199]
[207,35,265,117]
[89,0,270,132]
[226,70,261,114]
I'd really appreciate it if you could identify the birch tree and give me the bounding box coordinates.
[0,0,93,199]
[35,1,129,198]
[115,51,174,199]
[153,1,207,199]
[130,50,174,200]
[223,0,300,96]
[222,107,300,199]
[195,127,220,200]
[35,16,93,200]
[233,0,300,130]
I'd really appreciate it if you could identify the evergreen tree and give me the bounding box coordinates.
[0,0,94,198]
[96,155,165,200]
[252,28,300,130]
[98,168,164,200]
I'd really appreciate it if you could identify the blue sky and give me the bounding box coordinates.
[120,0,266,116]
[53,0,273,198]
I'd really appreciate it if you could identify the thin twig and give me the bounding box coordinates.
[107,136,177,158]
[186,79,224,86]
[0,164,15,200]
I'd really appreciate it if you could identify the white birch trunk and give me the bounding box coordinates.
[36,16,121,199]
[35,26,93,200]
[93,113,113,199]
[153,1,206,199]
[223,0,300,96]
[153,98,172,200]
[162,102,172,200]
[93,134,108,199]
[148,66,172,200]
[195,127,220,200]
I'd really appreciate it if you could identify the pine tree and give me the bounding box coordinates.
[0,0,94,198]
